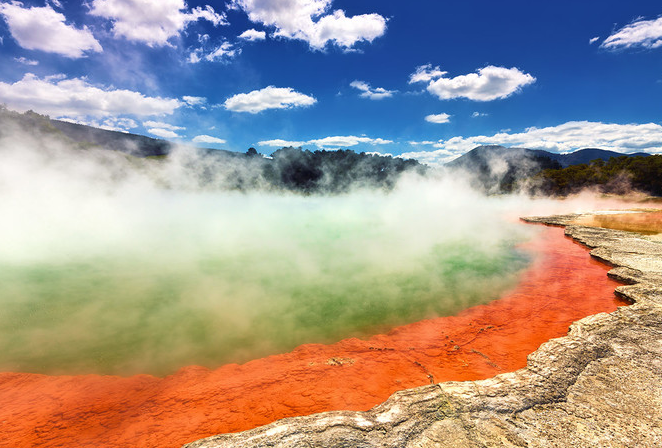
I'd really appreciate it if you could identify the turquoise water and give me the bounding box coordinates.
[0,191,531,376]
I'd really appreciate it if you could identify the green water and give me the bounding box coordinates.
[0,166,539,376]
[0,233,529,376]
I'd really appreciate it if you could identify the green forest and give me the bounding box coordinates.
[533,155,662,196]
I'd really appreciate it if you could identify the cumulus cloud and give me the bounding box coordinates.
[89,0,227,47]
[409,64,447,84]
[414,65,536,101]
[188,41,240,63]
[14,56,39,65]
[148,128,180,139]
[601,16,662,50]
[257,138,306,147]
[424,113,451,124]
[308,136,392,148]
[59,116,138,132]
[0,73,181,118]
[407,140,436,146]
[401,121,662,166]
[349,80,395,99]
[0,2,102,58]
[238,28,266,41]
[182,95,206,107]
[192,134,226,144]
[224,86,316,113]
[142,120,184,131]
[472,111,488,118]
[259,135,392,149]
[230,0,386,50]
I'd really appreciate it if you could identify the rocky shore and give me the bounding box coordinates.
[184,214,662,448]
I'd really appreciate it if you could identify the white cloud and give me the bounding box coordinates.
[182,95,206,107]
[422,65,536,101]
[148,128,180,139]
[0,73,181,118]
[238,28,266,41]
[310,10,386,49]
[308,135,392,148]
[224,86,316,113]
[401,147,459,166]
[188,41,240,63]
[0,2,102,58]
[407,140,436,146]
[472,111,488,118]
[258,139,306,147]
[589,36,600,45]
[14,56,38,65]
[349,80,395,99]
[409,64,447,84]
[192,134,226,144]
[230,0,386,50]
[89,0,227,47]
[206,42,239,62]
[424,113,451,124]
[59,116,138,132]
[258,135,392,149]
[602,16,662,50]
[142,120,184,131]
[400,121,662,166]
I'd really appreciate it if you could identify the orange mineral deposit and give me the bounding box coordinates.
[0,226,626,448]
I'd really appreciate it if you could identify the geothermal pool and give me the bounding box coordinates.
[0,191,532,376]
[0,139,636,448]
[0,224,627,448]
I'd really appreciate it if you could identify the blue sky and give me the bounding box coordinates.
[0,0,661,165]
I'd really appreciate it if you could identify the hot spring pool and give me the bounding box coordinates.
[0,191,531,375]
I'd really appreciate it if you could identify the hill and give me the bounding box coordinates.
[0,107,424,194]
[0,106,246,159]
[556,148,650,167]
[447,145,650,193]
[534,155,662,196]
[445,145,562,192]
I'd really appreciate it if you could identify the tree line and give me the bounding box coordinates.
[532,155,662,196]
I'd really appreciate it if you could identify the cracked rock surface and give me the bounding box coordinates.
[184,214,662,448]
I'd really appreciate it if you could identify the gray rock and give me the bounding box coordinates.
[184,215,662,448]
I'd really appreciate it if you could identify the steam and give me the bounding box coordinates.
[0,123,638,376]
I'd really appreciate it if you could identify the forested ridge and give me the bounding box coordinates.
[533,155,662,196]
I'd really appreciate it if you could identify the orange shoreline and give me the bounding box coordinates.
[0,226,626,448]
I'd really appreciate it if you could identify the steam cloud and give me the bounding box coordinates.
[0,121,632,376]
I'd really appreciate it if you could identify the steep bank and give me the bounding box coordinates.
[184,213,662,448]
[0,226,625,448]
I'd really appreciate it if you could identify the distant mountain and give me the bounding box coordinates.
[554,148,649,167]
[448,145,649,170]
[446,145,562,193]
[446,145,650,193]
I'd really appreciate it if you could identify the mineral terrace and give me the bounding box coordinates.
[184,214,662,448]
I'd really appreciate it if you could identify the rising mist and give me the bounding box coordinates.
[0,118,633,376]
